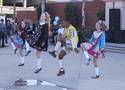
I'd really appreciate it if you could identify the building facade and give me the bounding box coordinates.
[48,0,105,30]
[103,0,125,43]
[104,0,125,30]
[0,0,37,23]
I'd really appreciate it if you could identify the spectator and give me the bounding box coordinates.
[6,20,12,45]
[0,19,6,47]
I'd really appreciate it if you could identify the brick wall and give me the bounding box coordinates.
[85,0,105,30]
[16,11,38,23]
[48,0,105,30]
[47,3,66,20]
[16,0,105,29]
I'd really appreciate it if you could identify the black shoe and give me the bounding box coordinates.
[91,75,100,79]
[86,58,91,65]
[57,69,65,76]
[34,68,42,73]
[74,48,80,54]
[25,50,31,56]
[18,63,24,66]
[49,51,57,58]
[15,79,27,86]
[14,48,18,54]
[1,45,5,48]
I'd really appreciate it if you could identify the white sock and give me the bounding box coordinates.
[58,60,64,69]
[25,40,30,52]
[55,42,61,52]
[62,46,66,52]
[36,58,42,69]
[95,67,100,76]
[11,43,16,50]
[84,51,90,60]
[20,57,24,64]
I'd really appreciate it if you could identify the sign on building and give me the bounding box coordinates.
[0,0,3,6]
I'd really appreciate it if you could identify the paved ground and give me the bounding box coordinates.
[0,43,125,90]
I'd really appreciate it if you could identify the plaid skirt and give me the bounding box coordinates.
[27,23,48,51]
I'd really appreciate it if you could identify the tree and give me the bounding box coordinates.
[36,3,55,20]
[64,2,82,29]
[97,8,105,21]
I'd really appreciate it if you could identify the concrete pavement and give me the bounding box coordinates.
[0,44,125,90]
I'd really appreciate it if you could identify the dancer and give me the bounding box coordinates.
[80,20,107,79]
[10,23,24,66]
[19,21,31,56]
[27,12,51,73]
[10,22,18,54]
[49,24,65,57]
[49,20,79,76]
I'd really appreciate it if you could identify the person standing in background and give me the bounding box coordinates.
[0,19,6,47]
[6,20,12,46]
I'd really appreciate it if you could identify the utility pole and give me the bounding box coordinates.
[113,1,115,9]
[13,0,16,23]
[41,0,45,13]
[24,0,27,8]
[82,0,86,28]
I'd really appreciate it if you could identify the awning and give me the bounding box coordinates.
[3,0,93,6]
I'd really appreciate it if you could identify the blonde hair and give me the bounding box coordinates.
[97,20,108,31]
[44,12,51,23]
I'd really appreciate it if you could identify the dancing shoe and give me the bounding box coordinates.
[18,63,24,66]
[34,68,42,73]
[57,68,65,76]
[49,51,57,58]
[86,58,91,65]
[25,50,31,56]
[14,48,18,54]
[91,75,100,79]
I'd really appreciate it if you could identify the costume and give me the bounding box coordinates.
[27,23,48,51]
[10,25,23,49]
[65,25,78,50]
[27,12,50,52]
[81,31,106,58]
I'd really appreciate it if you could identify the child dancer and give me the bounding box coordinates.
[49,24,65,57]
[81,20,107,79]
[49,20,79,76]
[27,12,51,73]
[19,21,31,57]
[10,23,24,66]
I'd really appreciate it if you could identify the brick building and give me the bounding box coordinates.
[48,0,105,29]
[0,0,105,29]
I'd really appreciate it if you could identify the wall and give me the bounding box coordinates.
[105,1,125,30]
[47,3,66,20]
[16,11,38,23]
[16,0,105,29]
[85,0,105,30]
[48,0,105,30]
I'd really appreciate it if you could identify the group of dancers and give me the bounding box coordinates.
[10,12,107,79]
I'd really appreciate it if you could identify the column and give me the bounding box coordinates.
[41,0,45,13]
[82,0,86,27]
[23,0,27,8]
